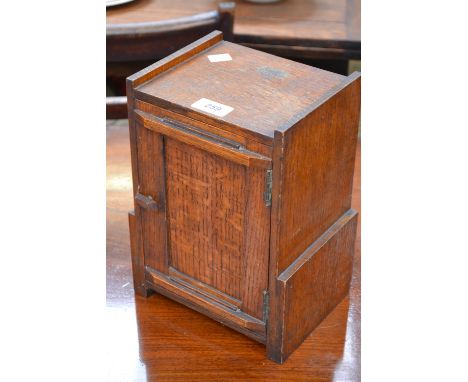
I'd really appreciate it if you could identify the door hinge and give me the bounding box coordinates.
[263,290,270,323]
[264,169,273,207]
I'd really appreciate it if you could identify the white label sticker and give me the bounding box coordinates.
[191,98,234,117]
[207,53,232,63]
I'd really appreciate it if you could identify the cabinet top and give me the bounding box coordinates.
[129,31,347,141]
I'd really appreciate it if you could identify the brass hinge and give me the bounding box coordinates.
[263,290,270,323]
[264,169,273,207]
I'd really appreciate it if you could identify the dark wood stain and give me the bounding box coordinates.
[106,0,360,59]
[106,0,360,113]
[107,2,235,63]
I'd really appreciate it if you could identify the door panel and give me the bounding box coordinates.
[136,112,271,322]
[165,138,247,300]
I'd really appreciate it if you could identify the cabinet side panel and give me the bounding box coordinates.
[277,77,360,273]
[277,210,357,362]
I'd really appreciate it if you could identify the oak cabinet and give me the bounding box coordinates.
[127,31,360,363]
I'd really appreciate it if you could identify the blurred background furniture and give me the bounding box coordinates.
[107,1,361,119]
[107,2,235,119]
[107,0,360,75]
[106,96,128,120]
[235,0,360,74]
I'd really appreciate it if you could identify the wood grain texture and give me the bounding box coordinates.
[269,210,358,363]
[136,40,344,139]
[128,211,149,296]
[127,30,223,88]
[135,122,169,273]
[146,267,266,338]
[135,110,272,169]
[106,119,361,380]
[241,165,271,319]
[276,73,360,273]
[126,34,360,363]
[132,105,272,320]
[125,71,151,297]
[135,99,273,156]
[168,266,241,310]
[107,0,359,100]
[128,35,275,324]
[165,138,246,299]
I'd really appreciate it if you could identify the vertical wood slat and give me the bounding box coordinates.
[128,211,149,296]
[266,130,286,356]
[126,73,150,296]
[241,167,271,320]
[136,121,168,273]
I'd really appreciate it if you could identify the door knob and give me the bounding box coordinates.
[135,193,160,211]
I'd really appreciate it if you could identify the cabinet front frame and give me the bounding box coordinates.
[132,109,273,338]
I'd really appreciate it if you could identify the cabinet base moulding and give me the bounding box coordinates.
[129,208,358,363]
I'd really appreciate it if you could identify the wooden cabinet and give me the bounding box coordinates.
[127,31,360,363]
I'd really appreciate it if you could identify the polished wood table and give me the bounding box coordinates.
[107,0,360,74]
[106,118,361,380]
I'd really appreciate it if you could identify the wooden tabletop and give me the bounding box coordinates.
[106,118,361,380]
[136,39,345,139]
[107,0,361,60]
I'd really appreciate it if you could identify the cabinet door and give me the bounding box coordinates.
[134,111,272,329]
